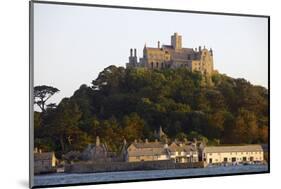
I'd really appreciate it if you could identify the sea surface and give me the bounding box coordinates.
[34,164,268,187]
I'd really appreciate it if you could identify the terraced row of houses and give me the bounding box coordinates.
[34,128,266,173]
[126,139,199,163]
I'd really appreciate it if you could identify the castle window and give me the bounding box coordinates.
[161,62,164,68]
[156,62,159,68]
[188,55,191,60]
[151,62,154,68]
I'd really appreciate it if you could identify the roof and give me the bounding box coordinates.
[169,143,197,153]
[132,142,165,149]
[34,152,55,161]
[128,148,169,157]
[204,145,263,153]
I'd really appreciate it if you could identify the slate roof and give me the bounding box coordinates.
[133,142,165,149]
[204,145,263,153]
[169,143,197,153]
[128,148,169,157]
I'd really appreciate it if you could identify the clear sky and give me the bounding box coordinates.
[34,3,268,107]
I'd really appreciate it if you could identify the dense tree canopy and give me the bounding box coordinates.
[34,66,268,156]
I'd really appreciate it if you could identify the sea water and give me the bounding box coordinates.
[34,164,268,187]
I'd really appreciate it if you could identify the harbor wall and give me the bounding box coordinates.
[65,160,204,173]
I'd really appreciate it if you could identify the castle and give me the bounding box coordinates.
[126,33,214,75]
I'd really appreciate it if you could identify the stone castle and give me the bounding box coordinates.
[126,33,214,75]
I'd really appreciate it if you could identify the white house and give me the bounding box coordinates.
[203,145,264,165]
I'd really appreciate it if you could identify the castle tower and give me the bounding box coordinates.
[171,32,182,50]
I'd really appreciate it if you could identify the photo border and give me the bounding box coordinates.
[29,1,270,188]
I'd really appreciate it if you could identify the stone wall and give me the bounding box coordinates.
[65,160,204,173]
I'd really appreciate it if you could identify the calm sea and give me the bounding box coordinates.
[34,164,268,187]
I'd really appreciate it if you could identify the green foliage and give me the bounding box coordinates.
[34,66,268,156]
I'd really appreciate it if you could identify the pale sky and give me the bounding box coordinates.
[34,3,268,107]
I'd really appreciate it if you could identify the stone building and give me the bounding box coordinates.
[81,136,116,162]
[126,33,214,75]
[34,149,57,174]
[126,139,170,162]
[126,137,200,163]
[203,145,264,165]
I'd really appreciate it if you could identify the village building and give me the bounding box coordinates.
[34,149,57,174]
[203,145,264,165]
[126,33,214,75]
[168,141,199,163]
[81,136,116,162]
[126,139,170,162]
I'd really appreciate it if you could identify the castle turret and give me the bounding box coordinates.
[128,48,138,66]
[210,48,213,56]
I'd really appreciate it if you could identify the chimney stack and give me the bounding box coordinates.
[157,41,160,48]
[130,48,133,57]
[96,136,100,146]
[134,48,137,57]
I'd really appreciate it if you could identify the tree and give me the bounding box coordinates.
[50,98,85,152]
[34,85,59,112]
[122,113,145,142]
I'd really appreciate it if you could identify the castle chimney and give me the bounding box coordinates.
[134,49,137,57]
[199,46,202,52]
[195,48,197,52]
[157,41,160,48]
[96,136,100,146]
[210,48,213,56]
[130,48,133,57]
